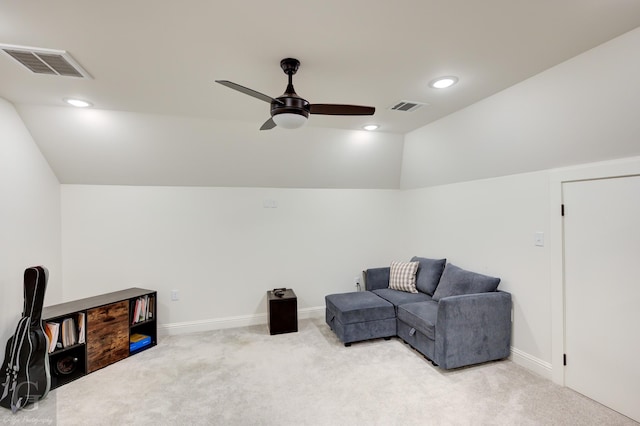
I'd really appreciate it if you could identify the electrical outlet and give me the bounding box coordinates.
[171,290,179,301]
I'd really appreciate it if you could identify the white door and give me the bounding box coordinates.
[563,175,640,422]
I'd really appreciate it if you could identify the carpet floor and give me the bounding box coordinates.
[1,317,637,425]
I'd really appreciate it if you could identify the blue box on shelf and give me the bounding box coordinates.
[129,333,151,352]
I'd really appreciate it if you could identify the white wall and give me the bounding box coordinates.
[61,185,400,331]
[398,154,640,381]
[59,173,555,376]
[400,172,552,376]
[0,98,62,346]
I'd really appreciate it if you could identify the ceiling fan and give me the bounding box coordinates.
[216,58,375,130]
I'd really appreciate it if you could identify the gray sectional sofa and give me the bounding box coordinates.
[325,257,512,369]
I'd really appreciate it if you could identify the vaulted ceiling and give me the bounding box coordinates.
[1,1,639,188]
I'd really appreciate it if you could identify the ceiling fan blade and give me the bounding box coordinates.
[309,104,375,116]
[215,80,283,105]
[260,117,276,130]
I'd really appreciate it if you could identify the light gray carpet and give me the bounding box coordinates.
[1,317,637,425]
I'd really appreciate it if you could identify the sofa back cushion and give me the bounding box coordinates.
[388,261,420,293]
[432,263,500,301]
[364,267,391,291]
[410,256,446,296]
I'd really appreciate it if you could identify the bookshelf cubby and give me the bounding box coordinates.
[42,288,157,389]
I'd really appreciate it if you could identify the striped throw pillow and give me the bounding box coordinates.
[389,261,420,293]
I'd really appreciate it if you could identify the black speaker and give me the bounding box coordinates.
[54,356,78,375]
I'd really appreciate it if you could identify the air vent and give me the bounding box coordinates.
[389,100,428,112]
[0,44,91,78]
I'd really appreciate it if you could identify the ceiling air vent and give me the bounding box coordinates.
[0,44,91,78]
[389,100,428,112]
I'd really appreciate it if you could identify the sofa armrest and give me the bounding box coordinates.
[435,291,512,369]
[364,267,390,291]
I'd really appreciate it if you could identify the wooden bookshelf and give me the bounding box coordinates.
[42,287,157,389]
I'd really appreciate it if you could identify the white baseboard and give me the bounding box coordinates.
[159,306,325,336]
[510,346,553,380]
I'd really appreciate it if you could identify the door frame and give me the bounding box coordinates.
[549,156,640,385]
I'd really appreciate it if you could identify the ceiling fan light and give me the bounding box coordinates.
[272,112,307,129]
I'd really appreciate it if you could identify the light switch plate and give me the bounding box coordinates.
[534,231,544,247]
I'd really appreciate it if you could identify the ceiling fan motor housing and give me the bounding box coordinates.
[271,95,310,119]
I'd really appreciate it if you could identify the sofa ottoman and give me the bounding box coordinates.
[325,291,396,346]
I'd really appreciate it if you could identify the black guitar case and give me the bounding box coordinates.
[0,266,51,413]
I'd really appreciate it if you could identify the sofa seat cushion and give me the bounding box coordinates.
[397,301,439,340]
[372,288,432,308]
[325,291,395,325]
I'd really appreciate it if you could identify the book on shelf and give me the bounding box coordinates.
[139,296,146,322]
[44,322,60,353]
[61,317,77,348]
[129,333,151,352]
[77,312,86,344]
[147,295,154,320]
[131,295,155,324]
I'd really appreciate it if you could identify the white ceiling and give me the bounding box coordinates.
[1,1,640,187]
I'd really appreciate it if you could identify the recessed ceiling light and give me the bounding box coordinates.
[429,76,459,89]
[64,98,92,108]
[363,124,379,131]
